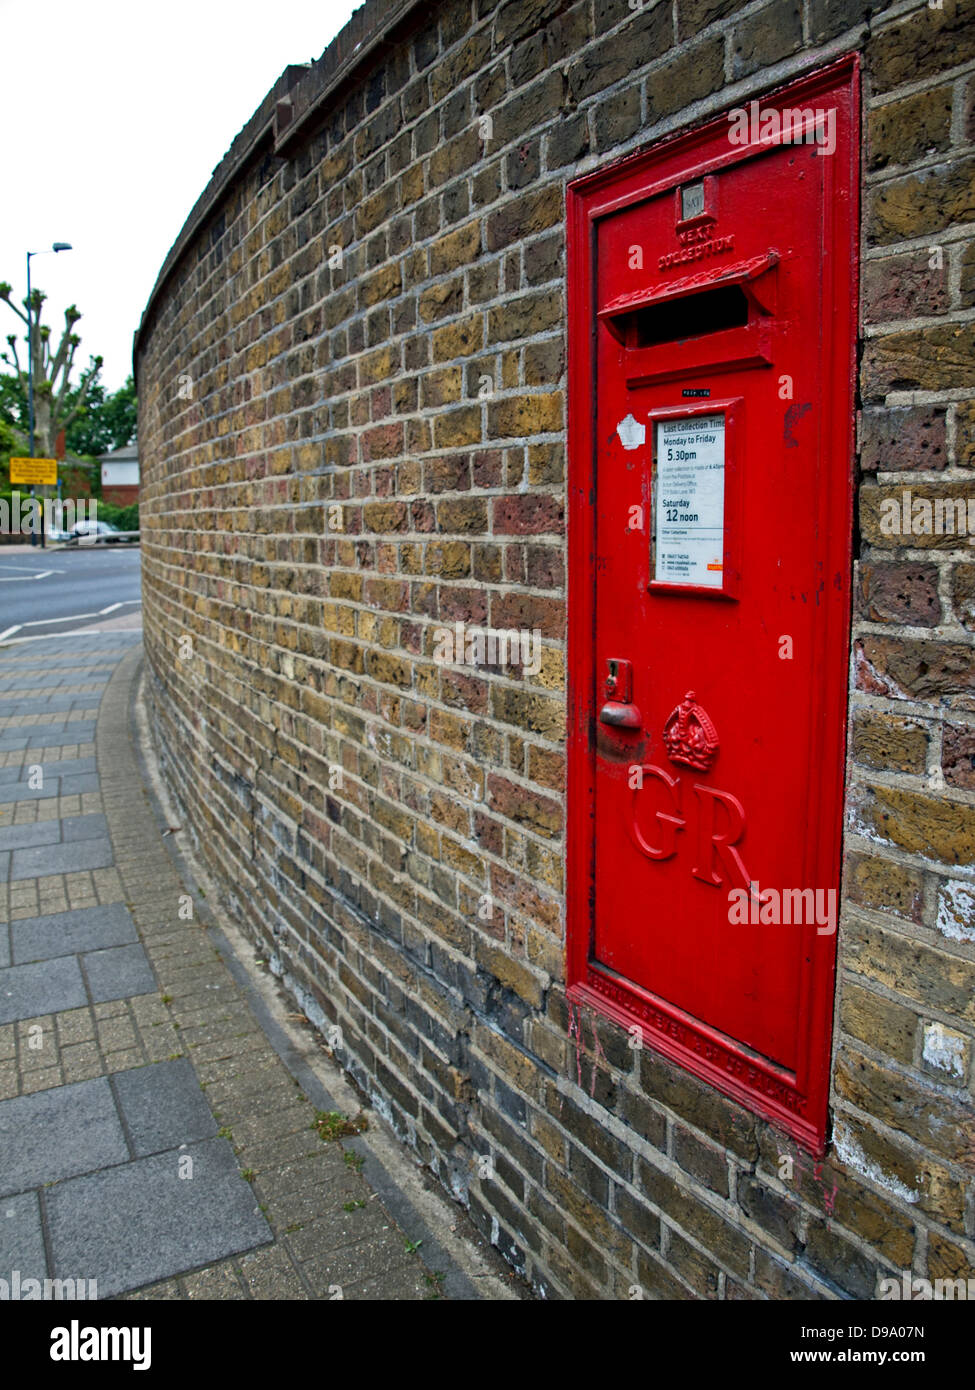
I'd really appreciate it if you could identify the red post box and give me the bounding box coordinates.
[567,58,859,1153]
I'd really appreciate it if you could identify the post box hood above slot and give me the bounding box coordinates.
[598,249,779,344]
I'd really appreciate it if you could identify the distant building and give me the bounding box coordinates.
[99,443,139,506]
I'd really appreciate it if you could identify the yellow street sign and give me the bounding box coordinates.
[9,458,58,486]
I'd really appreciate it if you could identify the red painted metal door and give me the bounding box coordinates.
[567,59,859,1153]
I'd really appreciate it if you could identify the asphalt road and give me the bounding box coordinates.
[0,546,141,641]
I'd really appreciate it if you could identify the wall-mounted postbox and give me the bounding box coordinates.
[566,59,859,1153]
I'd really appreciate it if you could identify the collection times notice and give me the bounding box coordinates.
[654,414,725,588]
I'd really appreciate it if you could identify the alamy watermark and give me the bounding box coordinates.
[727,100,837,157]
[878,1272,975,1300]
[432,621,542,676]
[879,490,975,542]
[728,882,837,936]
[0,493,97,536]
[0,1268,97,1299]
[50,1319,150,1370]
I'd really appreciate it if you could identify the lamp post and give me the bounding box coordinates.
[26,242,72,547]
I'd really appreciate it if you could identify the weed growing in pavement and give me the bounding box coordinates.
[312,1109,368,1141]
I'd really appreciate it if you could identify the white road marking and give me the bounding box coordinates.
[0,600,141,648]
[0,558,64,567]
[13,599,142,631]
[0,627,142,644]
[0,569,57,581]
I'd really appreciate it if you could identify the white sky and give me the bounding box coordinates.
[0,0,361,393]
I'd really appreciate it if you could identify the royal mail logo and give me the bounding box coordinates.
[662,690,719,772]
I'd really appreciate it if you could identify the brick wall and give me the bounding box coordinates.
[101,485,139,507]
[135,0,975,1298]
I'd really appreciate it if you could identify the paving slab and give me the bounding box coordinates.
[31,757,96,779]
[0,781,59,803]
[0,1191,48,1281]
[0,956,87,1024]
[28,723,96,746]
[62,813,109,843]
[10,837,114,880]
[12,903,137,965]
[0,815,106,856]
[46,1138,272,1297]
[60,773,100,795]
[112,1059,218,1157]
[0,697,83,715]
[81,943,156,1002]
[0,676,88,690]
[0,1078,129,1196]
[0,821,62,853]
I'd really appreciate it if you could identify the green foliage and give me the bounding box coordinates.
[58,462,96,499]
[66,374,137,456]
[0,366,135,459]
[0,353,136,462]
[0,372,26,431]
[312,1109,369,1142]
[0,377,26,487]
[0,420,23,488]
[0,494,137,532]
[93,500,139,531]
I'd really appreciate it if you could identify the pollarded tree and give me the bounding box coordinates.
[0,281,102,458]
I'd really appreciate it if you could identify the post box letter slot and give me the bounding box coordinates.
[625,284,749,348]
[599,251,779,385]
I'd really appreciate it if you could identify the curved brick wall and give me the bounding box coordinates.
[135,0,975,1299]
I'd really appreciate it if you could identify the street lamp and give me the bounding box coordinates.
[26,242,72,547]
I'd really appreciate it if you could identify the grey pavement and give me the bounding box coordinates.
[0,632,499,1300]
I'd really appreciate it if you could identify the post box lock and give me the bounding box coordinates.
[599,658,642,728]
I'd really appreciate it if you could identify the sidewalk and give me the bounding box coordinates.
[0,633,514,1300]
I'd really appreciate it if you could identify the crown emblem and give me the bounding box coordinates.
[662,691,719,772]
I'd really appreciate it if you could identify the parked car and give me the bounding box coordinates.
[63,520,137,546]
